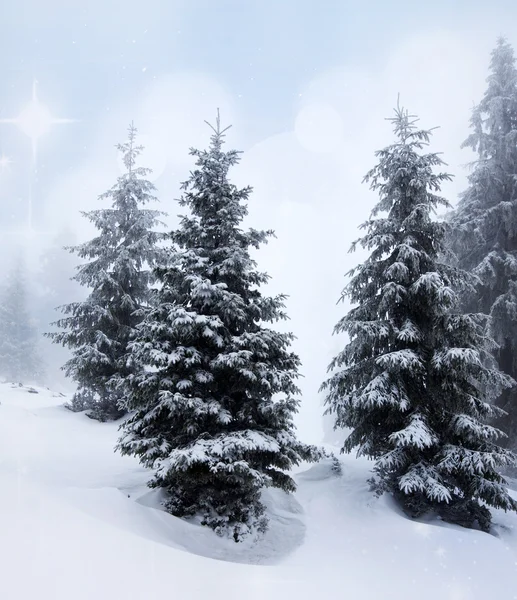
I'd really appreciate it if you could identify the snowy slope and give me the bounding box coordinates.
[1,382,517,600]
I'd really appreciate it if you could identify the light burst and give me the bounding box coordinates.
[0,80,75,160]
[0,80,75,230]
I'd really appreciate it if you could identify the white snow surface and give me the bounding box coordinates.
[1,382,517,600]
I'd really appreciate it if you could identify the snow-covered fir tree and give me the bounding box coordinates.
[321,104,517,531]
[118,114,318,541]
[49,124,165,421]
[0,256,44,384]
[449,38,517,448]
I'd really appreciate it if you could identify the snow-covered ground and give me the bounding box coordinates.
[1,382,517,600]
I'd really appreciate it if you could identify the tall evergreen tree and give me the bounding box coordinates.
[449,38,517,447]
[0,256,44,384]
[49,124,165,421]
[321,105,517,532]
[118,115,318,541]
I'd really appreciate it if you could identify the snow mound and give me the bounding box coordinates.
[1,383,517,600]
[0,382,304,565]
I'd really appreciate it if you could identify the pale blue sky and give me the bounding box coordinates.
[0,0,515,225]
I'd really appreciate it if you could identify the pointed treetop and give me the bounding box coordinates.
[362,103,451,220]
[494,35,514,56]
[204,109,232,152]
[117,121,145,174]
[386,98,436,147]
[462,38,517,156]
[496,35,510,46]
[486,36,517,92]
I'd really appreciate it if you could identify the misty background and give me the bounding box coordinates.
[0,0,515,443]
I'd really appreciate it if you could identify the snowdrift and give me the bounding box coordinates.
[1,382,516,600]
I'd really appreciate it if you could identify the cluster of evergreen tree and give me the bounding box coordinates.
[50,39,517,538]
[51,117,318,539]
[322,104,516,532]
[117,116,318,540]
[323,38,517,532]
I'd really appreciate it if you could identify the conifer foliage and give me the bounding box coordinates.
[49,124,164,421]
[321,105,517,531]
[0,257,43,384]
[449,38,517,447]
[118,114,317,541]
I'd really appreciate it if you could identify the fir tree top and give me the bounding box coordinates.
[452,37,517,255]
[73,122,165,286]
[347,104,453,288]
[155,111,282,327]
[170,111,272,298]
[463,37,517,163]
